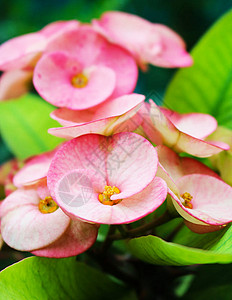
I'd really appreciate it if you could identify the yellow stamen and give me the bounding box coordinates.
[181,192,193,209]
[71,73,88,88]
[39,196,59,214]
[98,185,122,206]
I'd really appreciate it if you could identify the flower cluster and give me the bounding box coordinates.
[0,11,231,258]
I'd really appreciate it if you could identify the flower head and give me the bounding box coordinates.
[47,132,167,224]
[93,11,193,70]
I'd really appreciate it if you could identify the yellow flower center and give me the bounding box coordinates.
[71,73,88,88]
[98,185,122,206]
[39,196,59,214]
[181,192,193,209]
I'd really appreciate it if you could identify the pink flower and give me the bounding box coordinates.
[0,149,98,257]
[0,20,79,71]
[0,183,98,258]
[47,132,167,224]
[33,27,138,110]
[157,145,232,232]
[92,11,193,70]
[141,101,229,157]
[48,94,145,139]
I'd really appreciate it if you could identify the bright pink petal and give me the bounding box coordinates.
[160,108,217,139]
[45,27,138,98]
[41,20,80,40]
[93,12,192,69]
[33,52,116,109]
[0,188,70,251]
[13,149,57,187]
[32,219,98,258]
[54,171,167,224]
[171,174,232,225]
[50,93,145,126]
[0,33,46,71]
[0,70,32,100]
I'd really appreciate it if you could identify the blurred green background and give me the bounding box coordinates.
[0,0,232,164]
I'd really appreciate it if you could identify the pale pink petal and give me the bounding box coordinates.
[33,52,116,109]
[32,219,98,258]
[171,174,232,225]
[143,101,227,157]
[55,171,167,224]
[0,70,32,100]
[93,12,192,69]
[106,132,158,200]
[49,95,144,139]
[45,27,138,98]
[47,135,108,197]
[157,145,220,182]
[160,108,217,139]
[0,33,46,71]
[13,148,57,187]
[50,94,145,126]
[0,189,70,251]
[174,132,229,157]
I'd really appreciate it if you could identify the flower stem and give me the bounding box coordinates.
[109,210,172,240]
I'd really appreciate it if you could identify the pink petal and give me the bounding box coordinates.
[160,108,217,139]
[45,27,138,98]
[48,133,157,201]
[33,52,116,110]
[32,219,98,258]
[172,174,232,225]
[174,132,229,157]
[0,70,32,100]
[41,20,80,40]
[13,149,57,187]
[106,132,158,200]
[93,12,192,69]
[49,94,144,139]
[50,93,145,126]
[54,171,167,224]
[143,101,227,157]
[157,145,220,182]
[0,33,46,71]
[47,134,108,197]
[0,189,70,251]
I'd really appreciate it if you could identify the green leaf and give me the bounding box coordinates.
[127,234,232,266]
[0,94,62,160]
[182,264,232,300]
[0,257,137,300]
[164,9,232,129]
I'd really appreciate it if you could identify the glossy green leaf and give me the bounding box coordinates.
[0,94,62,160]
[0,257,137,300]
[128,234,232,266]
[164,9,232,129]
